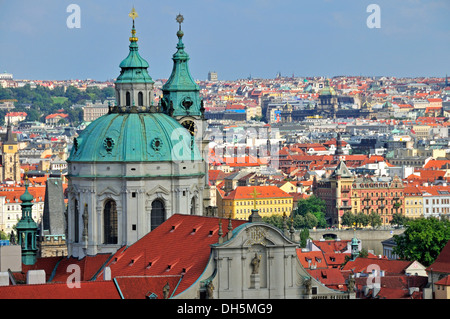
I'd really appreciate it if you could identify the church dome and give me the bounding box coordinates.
[318,79,336,96]
[68,112,202,163]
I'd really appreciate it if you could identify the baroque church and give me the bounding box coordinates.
[66,11,210,258]
[0,10,358,300]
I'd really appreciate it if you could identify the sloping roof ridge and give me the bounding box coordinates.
[115,274,182,278]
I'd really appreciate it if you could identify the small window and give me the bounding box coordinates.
[132,192,136,198]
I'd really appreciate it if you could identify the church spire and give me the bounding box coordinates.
[161,14,202,118]
[15,174,38,265]
[114,7,155,113]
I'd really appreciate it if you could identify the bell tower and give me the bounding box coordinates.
[16,176,38,265]
[114,7,155,112]
[2,121,20,183]
[162,14,212,213]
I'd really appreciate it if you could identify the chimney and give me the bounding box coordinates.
[0,272,9,286]
[103,266,111,281]
[26,269,46,285]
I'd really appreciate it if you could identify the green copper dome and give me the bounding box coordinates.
[68,112,202,163]
[319,79,336,96]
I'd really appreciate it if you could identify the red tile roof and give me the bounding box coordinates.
[49,254,112,283]
[436,275,450,286]
[224,185,292,200]
[0,281,120,299]
[427,240,450,273]
[342,257,412,275]
[308,268,347,290]
[96,214,247,297]
[114,275,182,299]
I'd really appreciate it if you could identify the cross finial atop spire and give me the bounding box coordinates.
[129,7,138,41]
[250,187,260,210]
[129,7,138,21]
[176,13,184,31]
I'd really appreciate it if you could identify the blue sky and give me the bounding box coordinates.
[0,0,449,81]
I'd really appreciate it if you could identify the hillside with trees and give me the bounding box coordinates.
[0,84,115,126]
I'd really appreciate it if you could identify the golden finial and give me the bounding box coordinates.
[129,7,138,21]
[129,7,139,41]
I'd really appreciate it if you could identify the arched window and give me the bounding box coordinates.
[138,91,144,106]
[74,199,79,243]
[126,91,131,106]
[104,199,118,244]
[190,197,196,215]
[151,199,165,231]
[27,232,33,249]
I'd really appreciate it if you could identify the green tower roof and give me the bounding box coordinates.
[162,15,199,92]
[116,13,154,84]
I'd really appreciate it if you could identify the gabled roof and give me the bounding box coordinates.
[342,257,412,275]
[427,239,450,273]
[330,161,353,179]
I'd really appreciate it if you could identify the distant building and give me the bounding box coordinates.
[1,124,21,183]
[5,112,27,125]
[45,113,69,125]
[83,101,109,122]
[208,71,218,82]
[217,185,293,220]
[0,72,13,80]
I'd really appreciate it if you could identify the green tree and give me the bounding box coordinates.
[294,195,327,228]
[390,213,410,227]
[341,212,356,228]
[262,215,284,229]
[0,230,8,240]
[296,195,326,216]
[393,217,450,266]
[299,228,310,248]
[304,212,318,229]
[356,212,370,228]
[368,211,382,228]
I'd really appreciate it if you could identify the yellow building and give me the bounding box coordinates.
[404,186,423,219]
[218,185,293,220]
[1,124,20,183]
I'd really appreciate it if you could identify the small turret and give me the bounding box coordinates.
[15,175,38,265]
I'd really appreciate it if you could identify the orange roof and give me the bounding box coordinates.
[45,113,68,120]
[0,185,46,202]
[224,185,292,200]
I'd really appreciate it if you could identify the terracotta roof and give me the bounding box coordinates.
[427,240,450,273]
[114,275,182,299]
[342,257,412,275]
[307,268,347,289]
[296,250,328,269]
[0,281,120,299]
[224,185,292,200]
[96,214,247,297]
[313,240,350,254]
[436,275,450,286]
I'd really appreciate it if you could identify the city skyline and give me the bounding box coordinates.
[0,0,449,81]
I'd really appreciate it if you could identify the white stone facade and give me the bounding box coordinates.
[67,160,205,258]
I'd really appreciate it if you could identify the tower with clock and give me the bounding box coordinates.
[161,14,212,212]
